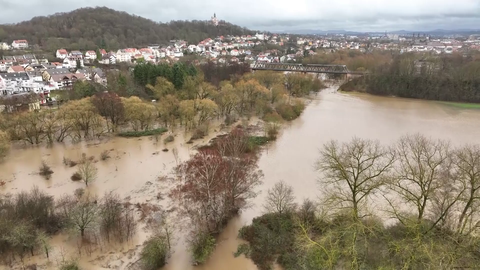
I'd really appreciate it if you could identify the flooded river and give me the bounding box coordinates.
[1,86,480,269]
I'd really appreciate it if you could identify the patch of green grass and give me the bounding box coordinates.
[247,136,269,152]
[438,101,480,109]
[118,128,168,138]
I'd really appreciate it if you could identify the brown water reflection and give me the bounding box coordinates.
[1,87,480,269]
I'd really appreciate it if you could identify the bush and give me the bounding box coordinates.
[263,111,283,123]
[291,100,305,116]
[191,232,216,265]
[190,125,208,141]
[100,150,110,161]
[0,130,10,159]
[266,123,279,140]
[74,188,85,198]
[248,136,269,151]
[39,161,54,178]
[71,172,82,181]
[236,213,297,270]
[140,235,169,270]
[163,135,174,144]
[59,260,80,270]
[275,101,305,121]
[118,128,168,138]
[275,104,297,121]
[63,157,78,167]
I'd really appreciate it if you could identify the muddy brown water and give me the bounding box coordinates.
[1,86,480,269]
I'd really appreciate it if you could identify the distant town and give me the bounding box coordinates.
[1,14,480,105]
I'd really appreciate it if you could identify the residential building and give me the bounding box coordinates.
[85,51,97,60]
[56,49,68,59]
[69,51,83,60]
[11,40,28,49]
[63,57,84,68]
[7,65,26,73]
[0,42,9,50]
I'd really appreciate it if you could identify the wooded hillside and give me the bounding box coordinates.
[0,7,255,51]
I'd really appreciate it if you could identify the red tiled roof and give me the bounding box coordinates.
[10,66,25,72]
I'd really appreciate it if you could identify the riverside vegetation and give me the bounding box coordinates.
[0,62,324,268]
[0,62,323,158]
[236,135,480,269]
[340,52,480,103]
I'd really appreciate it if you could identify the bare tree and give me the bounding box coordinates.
[68,198,99,237]
[453,145,480,234]
[263,181,296,214]
[77,157,98,187]
[316,138,395,220]
[389,134,460,232]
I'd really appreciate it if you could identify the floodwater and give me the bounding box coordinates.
[1,86,480,269]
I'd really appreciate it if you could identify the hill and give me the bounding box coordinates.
[0,7,255,51]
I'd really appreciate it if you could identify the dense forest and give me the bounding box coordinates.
[340,52,480,103]
[0,7,255,51]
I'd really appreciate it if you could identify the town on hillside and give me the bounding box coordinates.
[1,22,480,111]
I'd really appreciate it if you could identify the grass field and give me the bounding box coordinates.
[438,101,480,109]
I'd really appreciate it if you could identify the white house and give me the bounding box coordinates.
[63,57,84,68]
[11,40,28,50]
[56,49,68,59]
[84,51,97,60]
[230,49,239,56]
[255,33,265,41]
[0,72,46,95]
[116,48,138,63]
[0,42,9,50]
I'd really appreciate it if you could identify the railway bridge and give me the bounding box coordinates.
[250,63,367,78]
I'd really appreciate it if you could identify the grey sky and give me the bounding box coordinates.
[0,0,479,32]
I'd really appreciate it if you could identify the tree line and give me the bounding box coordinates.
[0,7,255,51]
[0,63,324,160]
[341,52,480,103]
[236,134,480,269]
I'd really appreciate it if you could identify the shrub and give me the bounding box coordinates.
[275,102,305,121]
[236,213,297,270]
[263,111,283,123]
[248,136,269,151]
[191,232,216,265]
[275,104,297,121]
[100,150,110,161]
[59,260,80,270]
[190,126,207,141]
[291,100,306,116]
[0,130,10,159]
[163,135,174,144]
[266,123,279,140]
[39,161,54,178]
[118,128,168,138]
[74,188,85,198]
[140,235,169,270]
[63,157,78,167]
[71,172,82,181]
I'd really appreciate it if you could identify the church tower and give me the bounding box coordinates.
[211,13,219,26]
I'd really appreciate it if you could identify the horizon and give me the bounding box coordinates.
[0,1,479,33]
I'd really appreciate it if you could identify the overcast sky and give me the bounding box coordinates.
[0,0,479,32]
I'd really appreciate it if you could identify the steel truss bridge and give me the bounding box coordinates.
[250,63,366,75]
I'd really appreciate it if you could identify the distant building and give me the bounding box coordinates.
[211,13,218,26]
[56,49,68,59]
[11,40,28,50]
[0,42,9,50]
